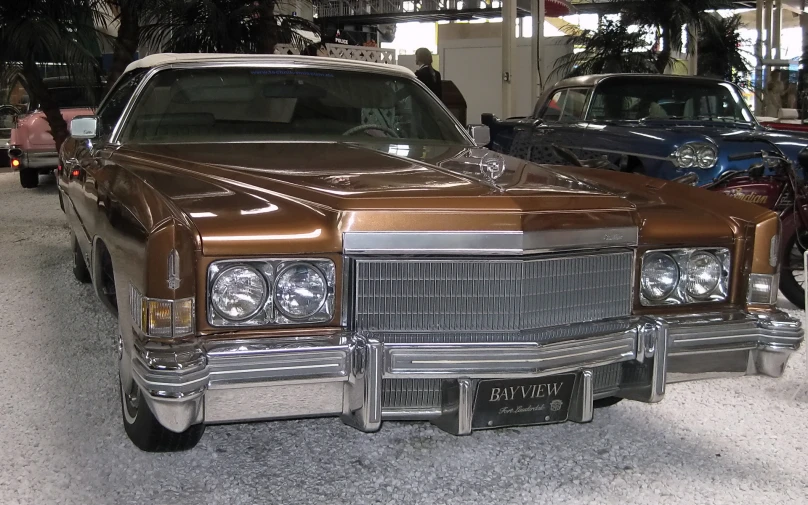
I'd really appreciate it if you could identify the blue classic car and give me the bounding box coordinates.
[483,74,808,185]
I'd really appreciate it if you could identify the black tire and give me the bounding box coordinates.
[57,187,65,212]
[593,397,623,408]
[96,247,118,316]
[72,234,91,284]
[120,378,205,452]
[19,169,38,188]
[780,229,806,309]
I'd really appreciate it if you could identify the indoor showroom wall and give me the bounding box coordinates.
[438,22,571,123]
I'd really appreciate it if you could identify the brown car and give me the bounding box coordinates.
[59,54,803,452]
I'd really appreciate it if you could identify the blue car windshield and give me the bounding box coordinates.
[587,78,755,125]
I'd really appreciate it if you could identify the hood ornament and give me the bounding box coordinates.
[479,151,506,183]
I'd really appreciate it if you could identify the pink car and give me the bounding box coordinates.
[9,79,101,188]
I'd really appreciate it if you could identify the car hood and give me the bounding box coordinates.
[605,121,808,157]
[112,142,765,255]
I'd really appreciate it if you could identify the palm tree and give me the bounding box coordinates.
[0,0,103,152]
[613,0,734,74]
[551,20,658,80]
[141,0,283,55]
[96,0,160,89]
[102,1,318,89]
[697,14,750,86]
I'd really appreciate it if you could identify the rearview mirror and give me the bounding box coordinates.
[468,124,490,146]
[70,116,99,140]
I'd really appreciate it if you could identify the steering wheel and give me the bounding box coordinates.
[342,124,400,138]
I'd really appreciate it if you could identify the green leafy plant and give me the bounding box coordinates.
[613,0,734,73]
[551,19,658,80]
[697,14,750,87]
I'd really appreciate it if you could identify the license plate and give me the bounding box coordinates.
[472,374,577,430]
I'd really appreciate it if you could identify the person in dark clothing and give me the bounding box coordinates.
[414,47,442,100]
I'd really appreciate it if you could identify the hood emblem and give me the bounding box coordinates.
[167,249,181,290]
[479,151,506,183]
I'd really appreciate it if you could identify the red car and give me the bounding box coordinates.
[9,77,101,188]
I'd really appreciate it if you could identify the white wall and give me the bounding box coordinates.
[438,23,571,122]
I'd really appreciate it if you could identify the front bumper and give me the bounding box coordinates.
[129,310,803,434]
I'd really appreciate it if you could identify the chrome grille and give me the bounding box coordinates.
[382,379,442,410]
[354,251,633,334]
[380,364,623,412]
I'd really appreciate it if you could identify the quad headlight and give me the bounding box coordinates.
[640,248,730,305]
[274,263,329,319]
[210,265,267,321]
[672,142,718,169]
[208,259,335,327]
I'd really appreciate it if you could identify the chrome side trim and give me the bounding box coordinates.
[343,228,638,255]
[667,312,802,353]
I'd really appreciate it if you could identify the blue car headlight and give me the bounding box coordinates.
[672,142,718,169]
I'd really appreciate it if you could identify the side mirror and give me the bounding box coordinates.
[70,115,99,140]
[468,124,491,146]
[480,113,498,127]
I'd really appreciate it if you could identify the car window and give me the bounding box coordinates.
[541,88,589,123]
[119,67,468,145]
[542,91,564,121]
[559,88,588,122]
[587,78,753,123]
[97,70,148,137]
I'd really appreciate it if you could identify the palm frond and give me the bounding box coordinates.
[551,20,657,80]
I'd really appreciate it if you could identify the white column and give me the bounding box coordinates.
[689,25,698,76]
[773,0,782,60]
[756,0,764,113]
[764,0,772,62]
[530,0,539,102]
[501,0,516,118]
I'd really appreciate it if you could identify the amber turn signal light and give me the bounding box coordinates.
[10,159,20,168]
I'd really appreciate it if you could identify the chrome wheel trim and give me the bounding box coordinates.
[122,378,140,424]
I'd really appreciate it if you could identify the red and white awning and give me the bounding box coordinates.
[545,0,572,17]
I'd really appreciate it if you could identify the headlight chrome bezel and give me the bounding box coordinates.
[672,142,718,170]
[207,258,335,327]
[640,248,731,306]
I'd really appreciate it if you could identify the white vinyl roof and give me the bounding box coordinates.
[124,53,415,77]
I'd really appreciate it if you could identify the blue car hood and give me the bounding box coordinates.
[624,121,808,157]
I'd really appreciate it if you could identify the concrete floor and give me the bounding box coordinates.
[0,172,806,505]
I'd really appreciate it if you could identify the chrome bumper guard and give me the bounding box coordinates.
[130,310,802,434]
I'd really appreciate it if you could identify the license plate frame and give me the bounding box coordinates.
[472,374,577,430]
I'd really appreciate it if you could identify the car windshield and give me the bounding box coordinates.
[587,78,755,125]
[120,67,468,144]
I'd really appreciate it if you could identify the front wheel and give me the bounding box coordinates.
[780,229,806,309]
[120,377,205,452]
